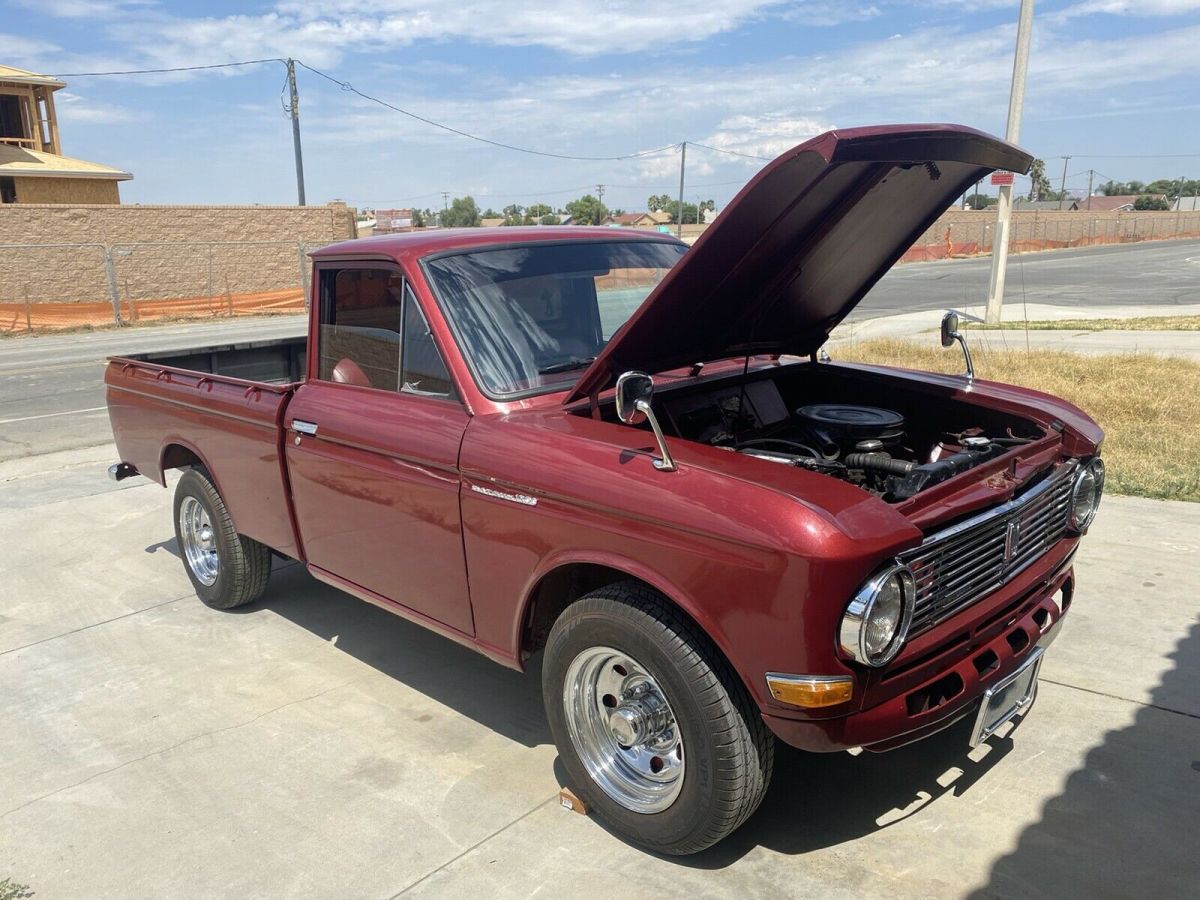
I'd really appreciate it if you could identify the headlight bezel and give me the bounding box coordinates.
[1068,457,1105,533]
[839,563,917,667]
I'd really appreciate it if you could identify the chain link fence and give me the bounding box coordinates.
[1,240,333,334]
[901,209,1200,262]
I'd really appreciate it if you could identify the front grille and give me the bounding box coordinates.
[900,460,1077,635]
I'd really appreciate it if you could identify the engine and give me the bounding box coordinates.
[661,381,1024,501]
[734,402,1012,500]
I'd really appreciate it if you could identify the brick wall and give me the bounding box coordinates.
[0,202,357,304]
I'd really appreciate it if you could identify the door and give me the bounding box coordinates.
[285,264,474,635]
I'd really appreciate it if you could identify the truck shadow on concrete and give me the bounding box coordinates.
[598,717,1018,866]
[256,563,1034,861]
[966,618,1200,898]
[261,562,552,748]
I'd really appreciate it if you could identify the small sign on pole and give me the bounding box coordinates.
[990,172,1015,187]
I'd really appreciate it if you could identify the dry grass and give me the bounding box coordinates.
[966,315,1200,331]
[833,339,1200,503]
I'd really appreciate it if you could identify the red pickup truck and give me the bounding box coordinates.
[105,124,1104,854]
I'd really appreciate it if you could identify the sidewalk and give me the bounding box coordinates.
[834,301,1200,360]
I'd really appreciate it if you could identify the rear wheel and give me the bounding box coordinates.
[173,467,271,609]
[543,582,773,855]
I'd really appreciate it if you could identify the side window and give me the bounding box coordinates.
[401,285,455,398]
[317,268,403,390]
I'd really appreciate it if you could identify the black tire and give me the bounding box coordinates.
[542,581,774,855]
[172,467,271,610]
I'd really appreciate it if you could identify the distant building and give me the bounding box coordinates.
[1173,196,1200,212]
[1013,198,1079,211]
[373,208,416,233]
[1080,194,1167,212]
[0,64,131,204]
[602,211,672,227]
[480,217,505,228]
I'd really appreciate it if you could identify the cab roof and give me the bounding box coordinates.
[310,226,683,262]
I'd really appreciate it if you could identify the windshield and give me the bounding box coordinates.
[424,240,687,397]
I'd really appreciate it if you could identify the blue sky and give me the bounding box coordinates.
[3,0,1199,212]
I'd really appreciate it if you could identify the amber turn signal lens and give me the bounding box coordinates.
[765,674,854,709]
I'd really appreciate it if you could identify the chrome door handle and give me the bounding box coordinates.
[292,419,318,436]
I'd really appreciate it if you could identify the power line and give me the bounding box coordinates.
[55,58,283,77]
[294,61,680,162]
[689,141,771,161]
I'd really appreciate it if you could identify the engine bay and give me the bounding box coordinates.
[654,367,1044,502]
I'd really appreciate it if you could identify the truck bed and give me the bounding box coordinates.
[104,336,306,559]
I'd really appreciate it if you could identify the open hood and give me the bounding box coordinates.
[565,124,1032,404]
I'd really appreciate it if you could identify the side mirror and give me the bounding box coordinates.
[615,371,654,424]
[940,311,960,348]
[615,371,676,472]
[939,310,975,381]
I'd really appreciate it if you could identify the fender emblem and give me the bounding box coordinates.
[470,484,538,507]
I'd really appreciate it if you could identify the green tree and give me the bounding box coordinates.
[501,203,533,225]
[481,207,500,218]
[1027,158,1054,201]
[647,194,672,213]
[441,196,481,227]
[539,213,561,225]
[527,203,553,219]
[566,194,608,225]
[1133,195,1170,211]
[966,192,995,210]
[410,208,426,228]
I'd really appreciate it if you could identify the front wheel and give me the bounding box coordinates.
[542,582,773,855]
[173,467,271,609]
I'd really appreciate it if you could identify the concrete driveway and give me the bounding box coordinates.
[1,445,1197,898]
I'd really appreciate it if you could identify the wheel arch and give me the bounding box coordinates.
[517,554,756,704]
[159,441,227,506]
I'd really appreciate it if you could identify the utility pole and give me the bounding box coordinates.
[984,0,1034,325]
[1086,169,1094,211]
[286,59,306,206]
[1057,156,1071,210]
[1178,175,1186,227]
[441,192,449,226]
[596,184,605,224]
[676,141,687,238]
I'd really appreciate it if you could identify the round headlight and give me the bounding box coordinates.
[1069,458,1105,532]
[840,564,916,667]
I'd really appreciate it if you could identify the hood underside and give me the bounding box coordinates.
[566,124,1032,404]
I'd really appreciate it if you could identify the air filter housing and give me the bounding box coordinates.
[795,404,906,457]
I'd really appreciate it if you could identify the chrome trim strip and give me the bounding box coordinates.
[900,461,1078,634]
[470,483,538,506]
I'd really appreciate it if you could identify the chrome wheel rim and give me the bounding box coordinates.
[562,645,684,813]
[179,496,219,586]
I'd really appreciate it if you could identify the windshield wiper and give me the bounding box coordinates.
[538,356,596,375]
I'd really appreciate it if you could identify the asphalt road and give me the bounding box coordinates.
[2,238,1198,462]
[855,236,1200,321]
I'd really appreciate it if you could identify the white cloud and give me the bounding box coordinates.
[55,91,139,124]
[0,32,62,67]
[1058,0,1200,15]
[696,114,836,162]
[14,0,154,16]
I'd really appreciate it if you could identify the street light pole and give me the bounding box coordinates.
[984,0,1034,325]
[676,141,687,239]
[286,59,306,206]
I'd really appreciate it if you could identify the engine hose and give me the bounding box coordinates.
[844,453,916,476]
